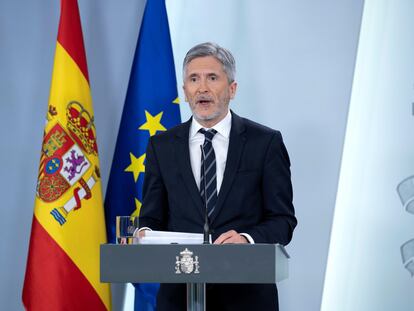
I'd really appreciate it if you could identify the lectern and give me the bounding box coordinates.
[101,244,289,311]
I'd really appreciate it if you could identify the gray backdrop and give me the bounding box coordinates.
[0,1,363,310]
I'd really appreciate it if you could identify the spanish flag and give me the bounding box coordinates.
[22,0,111,310]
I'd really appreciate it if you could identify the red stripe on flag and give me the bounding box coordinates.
[22,217,107,311]
[57,0,89,82]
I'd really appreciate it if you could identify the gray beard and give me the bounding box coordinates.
[193,110,222,122]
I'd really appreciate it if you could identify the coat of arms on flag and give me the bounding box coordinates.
[37,101,100,225]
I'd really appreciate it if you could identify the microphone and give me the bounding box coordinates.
[200,145,210,244]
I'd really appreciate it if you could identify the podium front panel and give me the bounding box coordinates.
[100,244,288,284]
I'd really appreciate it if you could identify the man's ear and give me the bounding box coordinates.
[182,85,188,102]
[229,81,237,99]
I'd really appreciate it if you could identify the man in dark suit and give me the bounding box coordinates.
[139,42,297,311]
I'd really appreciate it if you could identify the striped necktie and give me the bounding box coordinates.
[199,128,218,218]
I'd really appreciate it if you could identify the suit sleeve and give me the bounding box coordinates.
[244,132,297,245]
[138,137,168,230]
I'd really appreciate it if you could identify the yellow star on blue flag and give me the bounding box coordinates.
[124,152,146,182]
[139,110,166,136]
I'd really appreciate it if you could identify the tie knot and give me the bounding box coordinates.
[199,128,217,141]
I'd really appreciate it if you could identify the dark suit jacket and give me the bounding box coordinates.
[140,112,297,310]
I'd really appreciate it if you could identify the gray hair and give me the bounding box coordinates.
[183,42,236,83]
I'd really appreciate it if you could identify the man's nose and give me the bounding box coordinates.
[197,78,209,93]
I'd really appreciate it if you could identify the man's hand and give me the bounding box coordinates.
[134,228,149,239]
[213,230,249,244]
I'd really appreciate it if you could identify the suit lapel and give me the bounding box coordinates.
[175,118,205,218]
[210,112,246,224]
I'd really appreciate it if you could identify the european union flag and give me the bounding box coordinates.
[104,0,181,309]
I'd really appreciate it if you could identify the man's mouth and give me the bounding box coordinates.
[196,96,213,105]
[197,100,211,104]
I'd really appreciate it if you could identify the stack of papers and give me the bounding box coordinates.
[136,230,211,245]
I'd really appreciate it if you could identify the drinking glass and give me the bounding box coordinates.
[116,216,139,244]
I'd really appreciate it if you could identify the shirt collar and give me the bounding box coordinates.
[190,109,232,139]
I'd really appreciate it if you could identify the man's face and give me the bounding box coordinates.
[183,56,237,127]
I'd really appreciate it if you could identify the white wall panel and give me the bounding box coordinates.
[322,1,414,310]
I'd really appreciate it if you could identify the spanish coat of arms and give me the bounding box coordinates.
[175,248,200,274]
[37,101,99,225]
